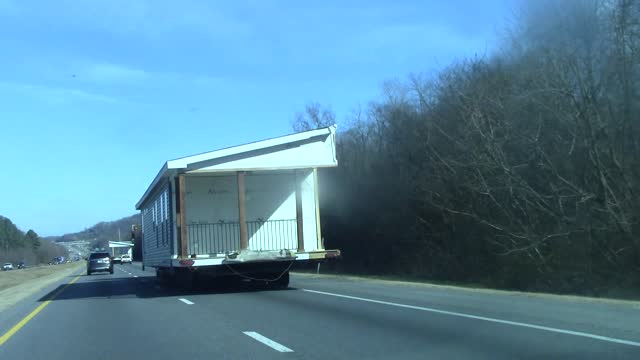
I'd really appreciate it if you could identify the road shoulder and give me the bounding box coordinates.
[292,272,640,307]
[0,263,84,313]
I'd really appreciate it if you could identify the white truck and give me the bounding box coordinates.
[135,126,340,288]
[120,253,132,264]
[109,242,133,264]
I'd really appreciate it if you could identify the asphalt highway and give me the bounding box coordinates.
[0,262,639,359]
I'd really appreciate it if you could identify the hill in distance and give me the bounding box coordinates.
[45,214,141,248]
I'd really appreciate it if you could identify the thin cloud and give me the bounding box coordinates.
[82,62,148,83]
[0,81,117,104]
[78,61,227,88]
[364,22,487,55]
[191,74,228,88]
[24,0,253,41]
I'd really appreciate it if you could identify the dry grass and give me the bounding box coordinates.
[0,263,84,312]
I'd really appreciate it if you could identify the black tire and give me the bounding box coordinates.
[176,269,195,291]
[157,268,178,287]
[109,269,114,274]
[87,271,91,276]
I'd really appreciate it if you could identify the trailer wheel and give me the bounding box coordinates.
[176,269,196,291]
[156,268,173,285]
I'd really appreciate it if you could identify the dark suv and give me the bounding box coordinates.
[87,252,113,275]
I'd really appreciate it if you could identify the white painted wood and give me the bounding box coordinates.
[184,175,240,255]
[299,169,319,252]
[169,126,335,170]
[188,140,335,172]
[245,173,297,251]
[136,125,336,210]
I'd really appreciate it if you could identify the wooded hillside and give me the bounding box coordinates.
[0,216,67,265]
[45,214,140,250]
[303,0,640,296]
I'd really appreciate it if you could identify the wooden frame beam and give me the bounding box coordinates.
[237,171,248,250]
[177,175,188,258]
[296,170,305,252]
[313,168,323,250]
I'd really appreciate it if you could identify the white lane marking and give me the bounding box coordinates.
[302,289,640,347]
[243,331,293,352]
[178,298,194,305]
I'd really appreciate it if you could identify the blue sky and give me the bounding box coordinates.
[0,0,515,236]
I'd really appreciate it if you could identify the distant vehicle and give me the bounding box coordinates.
[112,255,122,264]
[120,254,132,264]
[2,263,13,271]
[17,262,25,269]
[87,252,113,275]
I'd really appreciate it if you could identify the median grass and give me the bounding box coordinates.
[0,263,83,312]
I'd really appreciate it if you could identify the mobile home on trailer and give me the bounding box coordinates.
[135,125,340,288]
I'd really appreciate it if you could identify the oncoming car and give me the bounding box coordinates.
[2,263,13,271]
[87,252,113,275]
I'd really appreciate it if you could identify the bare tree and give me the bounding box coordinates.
[304,0,640,294]
[292,102,336,132]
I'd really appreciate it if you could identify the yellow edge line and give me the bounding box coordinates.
[0,274,81,346]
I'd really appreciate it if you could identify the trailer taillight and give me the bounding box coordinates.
[325,251,341,260]
[179,259,194,266]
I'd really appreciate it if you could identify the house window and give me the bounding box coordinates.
[160,193,165,223]
[163,190,169,245]
[165,190,169,221]
[155,199,159,247]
